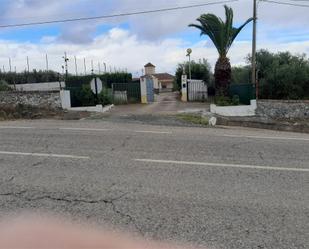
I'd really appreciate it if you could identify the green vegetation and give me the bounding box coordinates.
[0,80,11,91]
[215,95,240,106]
[66,72,132,88]
[189,5,253,96]
[232,50,309,99]
[176,114,209,126]
[174,59,212,91]
[98,88,113,106]
[0,70,60,84]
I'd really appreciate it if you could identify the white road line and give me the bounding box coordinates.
[59,128,111,132]
[134,130,172,134]
[222,134,309,142]
[0,126,35,129]
[134,159,309,172]
[0,151,89,159]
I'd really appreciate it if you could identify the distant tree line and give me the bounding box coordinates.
[0,70,60,85]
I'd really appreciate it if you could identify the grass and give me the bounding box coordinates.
[176,114,209,126]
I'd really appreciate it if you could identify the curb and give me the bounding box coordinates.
[216,116,309,134]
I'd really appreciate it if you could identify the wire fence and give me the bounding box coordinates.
[0,53,128,76]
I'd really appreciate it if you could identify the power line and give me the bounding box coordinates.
[261,0,309,7]
[0,0,238,29]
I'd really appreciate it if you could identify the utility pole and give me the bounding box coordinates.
[91,60,94,74]
[26,56,30,73]
[252,0,257,87]
[8,58,12,72]
[74,56,78,76]
[45,54,49,71]
[63,52,69,78]
[98,62,101,74]
[186,48,192,80]
[83,58,87,75]
[103,62,106,73]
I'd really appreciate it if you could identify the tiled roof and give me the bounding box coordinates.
[152,73,174,81]
[140,73,175,81]
[144,62,156,67]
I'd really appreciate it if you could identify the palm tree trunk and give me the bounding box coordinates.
[214,56,231,96]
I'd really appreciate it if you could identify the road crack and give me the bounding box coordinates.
[110,201,144,236]
[0,190,142,235]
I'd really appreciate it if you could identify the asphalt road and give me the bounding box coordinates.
[0,119,308,249]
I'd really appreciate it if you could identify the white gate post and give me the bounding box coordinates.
[181,74,188,102]
[140,77,147,104]
[60,90,71,109]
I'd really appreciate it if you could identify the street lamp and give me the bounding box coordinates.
[186,48,192,80]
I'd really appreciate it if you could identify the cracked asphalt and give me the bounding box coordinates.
[0,119,308,249]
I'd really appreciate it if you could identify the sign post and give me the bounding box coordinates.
[90,77,103,103]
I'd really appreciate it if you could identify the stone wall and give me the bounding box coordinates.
[0,91,61,109]
[257,100,309,119]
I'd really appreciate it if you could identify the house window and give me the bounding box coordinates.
[162,85,167,89]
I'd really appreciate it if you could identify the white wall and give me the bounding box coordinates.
[11,82,65,92]
[211,100,257,117]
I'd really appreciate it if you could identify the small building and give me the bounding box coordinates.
[141,63,174,92]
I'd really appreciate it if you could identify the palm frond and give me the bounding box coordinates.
[189,5,253,57]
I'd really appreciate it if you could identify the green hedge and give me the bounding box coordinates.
[66,72,132,88]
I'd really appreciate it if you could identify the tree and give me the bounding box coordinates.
[174,59,212,91]
[232,49,309,99]
[189,5,253,96]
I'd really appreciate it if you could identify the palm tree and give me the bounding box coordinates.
[189,5,253,96]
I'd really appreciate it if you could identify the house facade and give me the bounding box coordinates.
[141,63,174,92]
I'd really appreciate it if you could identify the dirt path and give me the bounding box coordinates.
[109,92,209,116]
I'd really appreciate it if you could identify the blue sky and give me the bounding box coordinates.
[0,0,308,75]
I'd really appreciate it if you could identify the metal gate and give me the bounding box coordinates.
[112,82,141,104]
[187,80,208,102]
[146,78,154,103]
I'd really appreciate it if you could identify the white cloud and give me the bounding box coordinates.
[0,28,308,77]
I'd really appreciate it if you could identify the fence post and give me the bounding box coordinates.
[181,74,188,102]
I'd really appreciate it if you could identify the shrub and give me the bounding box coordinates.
[79,85,96,106]
[215,96,231,106]
[231,95,240,105]
[98,88,113,106]
[0,80,11,91]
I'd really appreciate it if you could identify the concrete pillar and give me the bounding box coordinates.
[140,78,147,104]
[181,74,188,102]
[60,90,71,109]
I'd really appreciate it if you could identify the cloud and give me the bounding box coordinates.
[1,0,308,44]
[0,28,308,77]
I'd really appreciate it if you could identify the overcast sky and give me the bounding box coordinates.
[0,0,308,76]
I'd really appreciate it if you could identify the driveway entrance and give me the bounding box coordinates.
[108,92,209,116]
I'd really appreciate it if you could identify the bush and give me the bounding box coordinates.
[215,95,240,106]
[68,85,96,107]
[0,80,11,91]
[231,95,240,105]
[98,88,113,106]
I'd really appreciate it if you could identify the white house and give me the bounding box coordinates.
[141,63,174,92]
